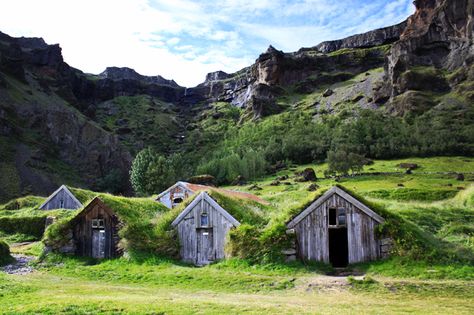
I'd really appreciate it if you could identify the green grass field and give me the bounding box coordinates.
[0,156,473,314]
[1,256,473,314]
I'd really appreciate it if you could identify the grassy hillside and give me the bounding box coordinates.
[0,156,472,313]
[1,156,472,268]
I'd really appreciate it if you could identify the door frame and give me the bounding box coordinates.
[92,228,106,259]
[196,227,214,265]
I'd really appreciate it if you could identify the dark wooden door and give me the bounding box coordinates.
[196,229,213,265]
[92,229,106,258]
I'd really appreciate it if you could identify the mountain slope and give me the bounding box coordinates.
[0,0,473,201]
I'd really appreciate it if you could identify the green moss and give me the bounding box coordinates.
[43,190,170,257]
[327,44,391,57]
[0,239,13,266]
[94,95,180,154]
[366,188,457,201]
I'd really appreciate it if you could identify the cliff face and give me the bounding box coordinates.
[192,42,387,119]
[99,67,180,88]
[0,32,133,199]
[314,21,408,53]
[1,0,473,200]
[386,0,474,96]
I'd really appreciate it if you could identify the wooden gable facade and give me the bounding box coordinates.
[156,182,196,209]
[39,185,82,210]
[287,186,385,267]
[71,197,121,259]
[171,192,240,265]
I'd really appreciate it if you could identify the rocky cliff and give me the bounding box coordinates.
[314,21,408,53]
[1,0,473,201]
[0,32,133,199]
[99,67,180,88]
[386,0,474,96]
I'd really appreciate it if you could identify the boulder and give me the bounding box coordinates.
[398,163,419,170]
[187,175,216,186]
[232,175,246,186]
[456,173,465,181]
[307,184,319,192]
[270,180,281,186]
[248,184,262,191]
[297,168,317,182]
[322,89,334,97]
[281,249,297,255]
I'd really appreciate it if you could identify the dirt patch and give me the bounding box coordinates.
[298,274,365,292]
[1,254,35,275]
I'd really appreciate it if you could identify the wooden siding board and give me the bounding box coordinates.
[175,192,239,265]
[72,199,119,259]
[40,185,82,210]
[291,189,381,265]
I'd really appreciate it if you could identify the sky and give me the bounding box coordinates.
[0,0,414,87]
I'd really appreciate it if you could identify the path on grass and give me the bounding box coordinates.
[1,254,35,275]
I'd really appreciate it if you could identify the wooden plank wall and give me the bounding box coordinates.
[42,189,80,210]
[294,202,329,262]
[159,186,193,208]
[177,197,234,264]
[73,203,119,258]
[294,193,381,264]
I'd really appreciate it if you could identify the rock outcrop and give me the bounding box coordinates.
[386,0,474,96]
[0,31,133,197]
[99,67,180,87]
[313,21,408,54]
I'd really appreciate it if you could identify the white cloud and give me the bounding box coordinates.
[0,0,415,87]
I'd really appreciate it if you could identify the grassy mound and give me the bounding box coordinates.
[43,190,169,257]
[0,239,13,266]
[151,189,270,260]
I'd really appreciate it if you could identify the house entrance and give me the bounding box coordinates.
[329,228,348,267]
[196,228,213,265]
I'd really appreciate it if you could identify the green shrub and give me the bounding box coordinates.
[0,216,46,239]
[1,196,44,210]
[43,217,73,249]
[0,239,13,265]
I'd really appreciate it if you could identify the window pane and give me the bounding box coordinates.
[338,214,346,225]
[338,208,346,225]
[200,214,208,226]
[329,208,337,225]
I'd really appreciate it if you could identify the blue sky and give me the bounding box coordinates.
[0,0,414,87]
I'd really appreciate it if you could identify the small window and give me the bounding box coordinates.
[337,208,346,226]
[173,197,183,204]
[329,208,337,225]
[92,219,105,229]
[200,214,209,226]
[60,199,64,208]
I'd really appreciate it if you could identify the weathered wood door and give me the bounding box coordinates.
[196,228,213,265]
[92,229,106,258]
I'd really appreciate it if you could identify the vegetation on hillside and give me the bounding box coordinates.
[0,239,13,266]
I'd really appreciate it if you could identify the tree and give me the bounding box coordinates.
[96,169,127,194]
[326,149,365,176]
[130,148,176,195]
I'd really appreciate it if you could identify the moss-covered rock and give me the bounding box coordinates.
[389,91,437,116]
[0,239,13,266]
